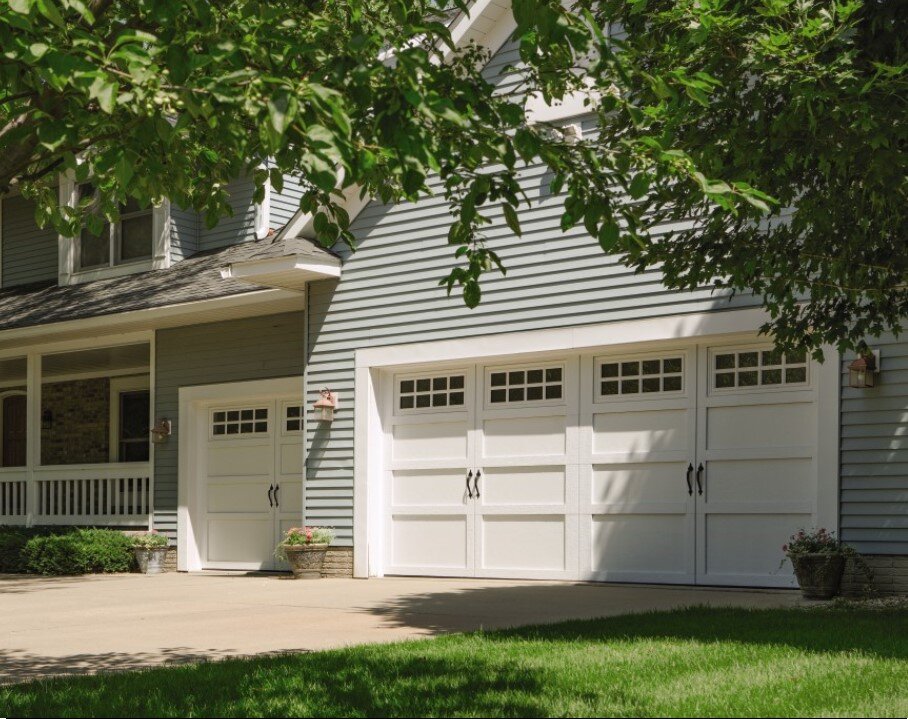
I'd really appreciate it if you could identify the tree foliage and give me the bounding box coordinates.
[0,0,905,355]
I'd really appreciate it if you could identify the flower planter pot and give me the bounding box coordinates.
[789,552,845,599]
[283,544,329,579]
[133,547,168,575]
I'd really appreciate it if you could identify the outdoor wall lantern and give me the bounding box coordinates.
[41,409,54,430]
[848,349,880,389]
[313,388,338,423]
[150,418,172,444]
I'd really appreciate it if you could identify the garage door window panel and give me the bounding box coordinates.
[397,373,466,413]
[487,365,564,407]
[713,347,808,392]
[211,407,269,437]
[596,354,685,400]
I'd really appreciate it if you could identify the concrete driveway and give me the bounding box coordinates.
[0,572,801,684]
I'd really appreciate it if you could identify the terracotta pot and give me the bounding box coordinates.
[133,547,168,575]
[788,552,845,599]
[283,544,329,579]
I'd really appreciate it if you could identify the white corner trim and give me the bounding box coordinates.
[254,172,271,240]
[177,375,304,572]
[816,346,841,535]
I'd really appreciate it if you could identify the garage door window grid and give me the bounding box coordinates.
[397,373,466,412]
[713,347,808,391]
[211,407,269,437]
[596,354,684,400]
[487,364,564,405]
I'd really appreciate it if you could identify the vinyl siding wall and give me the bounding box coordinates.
[197,178,257,252]
[169,204,199,262]
[270,174,305,231]
[303,38,760,546]
[1,194,58,288]
[153,313,305,537]
[840,335,908,555]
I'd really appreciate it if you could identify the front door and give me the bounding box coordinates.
[2,394,26,467]
[202,397,304,570]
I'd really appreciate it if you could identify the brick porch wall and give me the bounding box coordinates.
[842,555,908,596]
[41,378,109,465]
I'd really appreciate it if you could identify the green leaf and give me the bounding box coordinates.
[463,280,481,309]
[89,77,118,114]
[598,222,620,253]
[502,203,522,237]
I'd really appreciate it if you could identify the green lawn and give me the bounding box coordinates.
[2,606,906,717]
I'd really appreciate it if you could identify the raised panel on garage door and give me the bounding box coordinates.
[697,346,816,587]
[385,368,476,576]
[204,403,275,570]
[474,360,579,580]
[580,350,696,583]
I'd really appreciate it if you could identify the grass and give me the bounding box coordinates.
[2,606,906,717]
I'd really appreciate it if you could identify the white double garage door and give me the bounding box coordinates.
[383,342,821,587]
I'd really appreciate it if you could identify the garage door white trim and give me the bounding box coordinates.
[177,376,303,571]
[354,307,840,580]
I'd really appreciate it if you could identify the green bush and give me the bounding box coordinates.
[0,526,74,573]
[15,528,135,576]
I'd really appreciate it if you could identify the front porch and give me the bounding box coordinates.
[0,337,153,529]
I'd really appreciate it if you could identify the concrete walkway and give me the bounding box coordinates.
[0,572,802,684]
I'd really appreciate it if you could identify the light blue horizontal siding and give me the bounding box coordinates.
[169,204,199,262]
[198,178,256,252]
[840,335,908,555]
[1,194,58,287]
[153,313,305,539]
[271,174,305,230]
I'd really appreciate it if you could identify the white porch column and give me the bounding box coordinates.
[24,352,40,525]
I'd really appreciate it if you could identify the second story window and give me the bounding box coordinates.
[77,184,153,271]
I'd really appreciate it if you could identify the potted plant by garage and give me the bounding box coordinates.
[131,531,169,575]
[277,527,335,579]
[782,528,868,599]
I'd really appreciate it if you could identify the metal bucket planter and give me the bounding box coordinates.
[789,553,845,599]
[134,547,168,575]
[283,544,329,579]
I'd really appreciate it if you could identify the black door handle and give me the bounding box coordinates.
[473,470,481,499]
[696,463,704,496]
[274,484,280,507]
[267,484,274,507]
[466,470,473,499]
[686,463,693,496]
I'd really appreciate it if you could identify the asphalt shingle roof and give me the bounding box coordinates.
[0,237,334,333]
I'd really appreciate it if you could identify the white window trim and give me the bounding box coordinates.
[108,375,151,463]
[58,173,171,286]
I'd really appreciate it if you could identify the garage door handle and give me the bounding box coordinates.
[274,484,280,507]
[267,484,274,507]
[466,471,474,499]
[686,463,693,496]
[473,470,481,499]
[696,463,704,496]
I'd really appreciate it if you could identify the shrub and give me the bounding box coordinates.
[0,526,74,573]
[21,528,135,576]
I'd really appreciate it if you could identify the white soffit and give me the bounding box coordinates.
[220,254,342,292]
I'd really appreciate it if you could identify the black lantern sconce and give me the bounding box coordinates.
[41,409,54,430]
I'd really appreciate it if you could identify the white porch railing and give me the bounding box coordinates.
[0,470,28,524]
[0,463,152,527]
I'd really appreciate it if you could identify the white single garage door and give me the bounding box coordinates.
[383,342,817,587]
[202,397,304,570]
